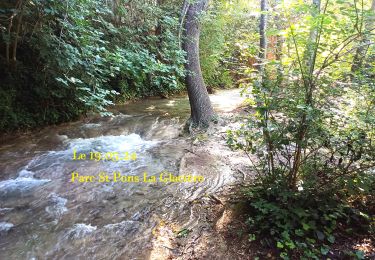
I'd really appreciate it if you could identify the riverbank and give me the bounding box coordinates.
[1,88,373,259]
[0,89,249,259]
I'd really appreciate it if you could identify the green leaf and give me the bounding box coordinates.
[355,250,365,259]
[280,252,289,259]
[320,245,330,255]
[302,222,310,230]
[248,234,256,241]
[176,228,190,238]
[327,235,335,243]
[285,240,296,249]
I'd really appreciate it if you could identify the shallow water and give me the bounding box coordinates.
[0,89,243,259]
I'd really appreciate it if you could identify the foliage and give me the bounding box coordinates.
[0,0,185,131]
[242,171,374,259]
[176,228,191,238]
[200,0,258,89]
[227,0,375,258]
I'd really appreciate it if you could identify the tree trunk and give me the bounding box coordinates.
[273,0,284,83]
[351,0,375,73]
[155,0,163,53]
[304,0,321,77]
[290,0,321,188]
[5,0,22,65]
[182,0,215,128]
[179,0,190,48]
[12,0,24,63]
[258,0,274,175]
[274,0,283,62]
[258,0,268,67]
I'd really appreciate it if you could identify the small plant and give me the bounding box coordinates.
[176,228,191,238]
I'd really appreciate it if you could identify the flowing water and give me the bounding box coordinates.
[0,89,244,259]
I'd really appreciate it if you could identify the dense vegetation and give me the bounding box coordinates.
[1,0,374,258]
[227,0,375,258]
[1,0,186,130]
[0,0,261,131]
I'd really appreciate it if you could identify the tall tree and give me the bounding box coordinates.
[182,0,215,128]
[304,0,321,77]
[274,0,284,83]
[258,0,268,70]
[257,0,274,174]
[351,0,375,73]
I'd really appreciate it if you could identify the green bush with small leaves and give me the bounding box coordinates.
[227,0,374,258]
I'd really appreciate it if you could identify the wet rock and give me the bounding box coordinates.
[0,208,13,215]
[0,222,14,235]
[65,223,97,240]
[103,220,140,236]
[45,193,68,219]
[0,177,50,198]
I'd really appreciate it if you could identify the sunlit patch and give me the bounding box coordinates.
[209,89,245,112]
[353,239,374,256]
[166,100,176,107]
[146,105,156,110]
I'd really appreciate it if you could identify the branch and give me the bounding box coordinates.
[315,40,374,81]
[178,0,190,47]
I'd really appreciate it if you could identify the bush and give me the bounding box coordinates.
[243,171,374,259]
[0,0,185,131]
[226,0,375,258]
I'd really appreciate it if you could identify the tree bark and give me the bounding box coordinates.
[5,0,22,65]
[290,0,321,188]
[258,0,268,66]
[12,0,24,63]
[304,0,321,77]
[179,0,190,48]
[182,0,215,127]
[272,0,284,84]
[155,0,163,51]
[351,0,375,73]
[274,0,283,62]
[257,0,274,175]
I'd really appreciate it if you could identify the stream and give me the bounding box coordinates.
[0,89,245,260]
